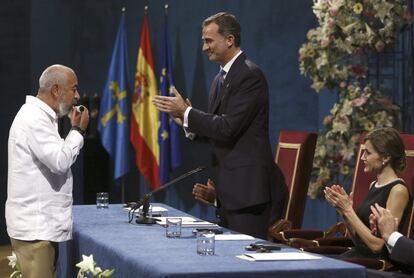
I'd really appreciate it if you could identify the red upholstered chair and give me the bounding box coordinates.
[296,133,414,271]
[289,139,372,250]
[267,131,317,242]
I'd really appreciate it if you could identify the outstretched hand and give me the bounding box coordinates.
[153,86,189,119]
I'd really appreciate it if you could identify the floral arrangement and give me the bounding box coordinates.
[308,82,400,197]
[7,252,114,278]
[299,0,411,198]
[300,0,410,92]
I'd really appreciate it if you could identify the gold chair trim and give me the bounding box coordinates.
[276,142,301,221]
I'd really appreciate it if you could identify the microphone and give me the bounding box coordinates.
[75,105,85,113]
[128,166,206,224]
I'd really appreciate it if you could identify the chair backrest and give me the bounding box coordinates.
[275,131,317,229]
[399,134,414,239]
[350,133,414,238]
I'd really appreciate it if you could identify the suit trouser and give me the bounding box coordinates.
[10,238,57,278]
[218,202,271,239]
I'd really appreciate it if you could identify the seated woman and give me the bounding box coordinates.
[324,127,411,260]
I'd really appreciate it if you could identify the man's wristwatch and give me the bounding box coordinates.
[71,126,86,136]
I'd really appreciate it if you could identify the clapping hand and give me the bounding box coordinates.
[324,184,353,215]
[192,179,216,205]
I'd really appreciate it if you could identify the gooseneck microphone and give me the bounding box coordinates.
[128,166,206,224]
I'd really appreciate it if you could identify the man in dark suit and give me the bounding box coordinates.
[370,203,414,276]
[153,12,287,239]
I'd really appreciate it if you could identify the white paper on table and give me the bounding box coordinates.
[153,217,219,228]
[237,252,322,261]
[153,216,196,224]
[124,206,168,213]
[215,234,255,241]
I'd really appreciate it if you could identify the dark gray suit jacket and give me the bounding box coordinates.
[188,53,287,223]
[390,236,414,275]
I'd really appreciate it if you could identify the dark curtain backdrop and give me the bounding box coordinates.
[0,0,342,244]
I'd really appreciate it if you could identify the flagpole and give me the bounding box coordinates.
[121,5,126,205]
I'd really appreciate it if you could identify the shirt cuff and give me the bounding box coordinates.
[183,106,196,139]
[387,231,403,248]
[183,106,192,128]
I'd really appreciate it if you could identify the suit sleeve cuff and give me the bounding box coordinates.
[183,106,192,128]
[387,231,403,248]
[183,107,196,140]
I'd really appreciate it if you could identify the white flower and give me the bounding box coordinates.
[7,252,17,269]
[76,254,95,273]
[76,254,115,277]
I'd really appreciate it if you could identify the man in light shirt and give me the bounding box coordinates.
[370,203,414,275]
[153,12,287,239]
[5,64,89,277]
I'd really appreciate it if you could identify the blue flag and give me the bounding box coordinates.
[158,14,182,184]
[98,13,130,180]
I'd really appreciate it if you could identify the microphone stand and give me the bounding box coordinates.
[129,166,206,224]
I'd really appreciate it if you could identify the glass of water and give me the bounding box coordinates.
[166,218,182,238]
[197,230,215,255]
[96,192,109,209]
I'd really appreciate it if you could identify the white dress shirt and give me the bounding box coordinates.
[6,96,84,242]
[183,50,243,137]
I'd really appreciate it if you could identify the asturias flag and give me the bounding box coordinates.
[130,14,161,189]
[98,12,130,180]
[158,13,182,184]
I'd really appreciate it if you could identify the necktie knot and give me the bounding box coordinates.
[218,69,226,89]
[211,69,226,109]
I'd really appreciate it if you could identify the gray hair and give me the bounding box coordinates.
[38,64,73,93]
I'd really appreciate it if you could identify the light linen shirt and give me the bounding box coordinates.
[6,96,84,242]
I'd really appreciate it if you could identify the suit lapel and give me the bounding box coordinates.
[210,53,246,114]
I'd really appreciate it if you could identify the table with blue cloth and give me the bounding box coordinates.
[57,204,366,278]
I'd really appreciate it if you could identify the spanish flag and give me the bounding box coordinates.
[130,13,160,189]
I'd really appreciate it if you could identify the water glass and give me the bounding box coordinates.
[96,192,109,209]
[166,218,182,238]
[197,231,215,255]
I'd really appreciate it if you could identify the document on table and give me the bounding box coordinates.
[124,206,168,213]
[237,252,322,261]
[154,217,219,228]
[215,234,255,241]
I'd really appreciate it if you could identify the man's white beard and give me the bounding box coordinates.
[57,100,70,118]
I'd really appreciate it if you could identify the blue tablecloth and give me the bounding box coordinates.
[58,204,366,278]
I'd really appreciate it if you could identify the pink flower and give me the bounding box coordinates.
[329,8,339,17]
[321,38,331,47]
[352,97,368,107]
[323,115,333,126]
[375,40,385,52]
